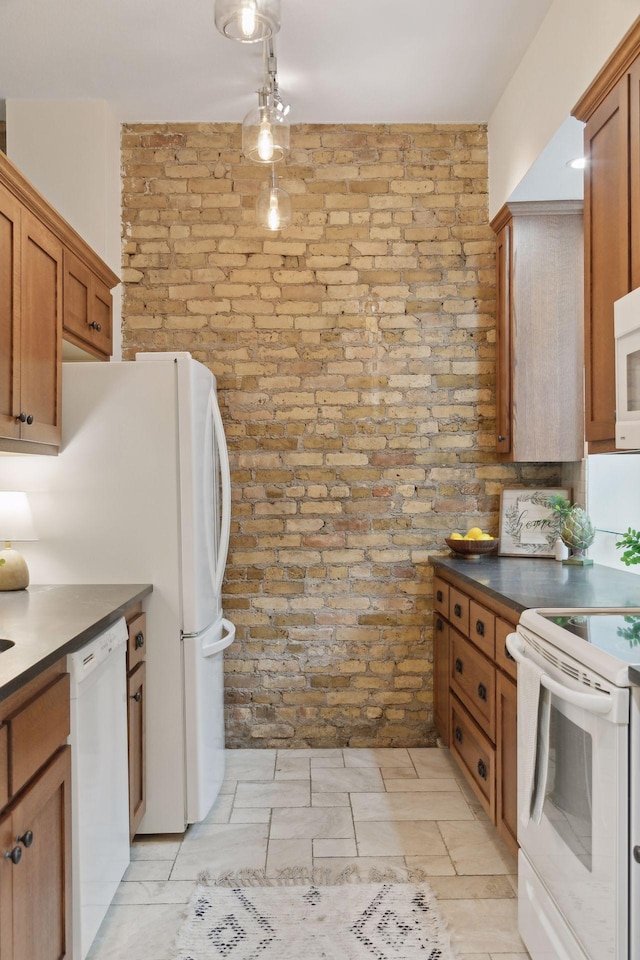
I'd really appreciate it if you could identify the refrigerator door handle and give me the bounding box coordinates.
[210,389,231,597]
[202,619,236,658]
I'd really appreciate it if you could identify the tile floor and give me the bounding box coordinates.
[87,747,530,960]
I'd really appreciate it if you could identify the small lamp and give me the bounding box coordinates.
[256,166,291,231]
[242,91,290,164]
[214,0,280,43]
[0,492,38,591]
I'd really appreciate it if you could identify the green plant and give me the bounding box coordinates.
[616,527,640,567]
[547,495,573,522]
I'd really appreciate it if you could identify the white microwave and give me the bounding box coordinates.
[614,287,640,449]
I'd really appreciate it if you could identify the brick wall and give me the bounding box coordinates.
[121,122,560,747]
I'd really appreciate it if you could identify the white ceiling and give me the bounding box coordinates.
[0,0,554,123]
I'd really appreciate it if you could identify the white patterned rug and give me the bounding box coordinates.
[175,873,458,960]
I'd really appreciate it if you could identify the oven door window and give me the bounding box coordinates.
[542,705,593,872]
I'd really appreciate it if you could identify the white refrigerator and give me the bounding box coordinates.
[0,352,235,833]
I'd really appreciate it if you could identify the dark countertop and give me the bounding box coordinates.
[432,554,640,615]
[0,583,153,701]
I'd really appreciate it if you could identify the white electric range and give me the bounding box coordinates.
[506,607,640,960]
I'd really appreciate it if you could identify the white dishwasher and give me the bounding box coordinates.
[67,617,130,960]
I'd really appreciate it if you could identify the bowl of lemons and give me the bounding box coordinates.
[445,527,497,559]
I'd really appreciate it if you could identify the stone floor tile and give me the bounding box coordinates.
[122,859,174,883]
[201,793,234,823]
[409,747,464,779]
[437,899,526,954]
[344,747,412,767]
[278,748,344,758]
[380,766,418,780]
[234,780,310,808]
[356,820,448,857]
[352,791,474,822]
[129,838,181,861]
[383,777,462,793]
[438,821,515,876]
[270,806,354,840]
[266,838,313,875]
[311,766,385,794]
[312,792,351,807]
[219,779,237,794]
[225,749,276,781]
[310,756,345,768]
[170,823,268,880]
[229,807,272,824]
[313,838,357,858]
[112,880,195,905]
[85,904,186,960]
[310,856,407,876]
[427,875,516,900]
[403,855,456,876]
[275,755,311,780]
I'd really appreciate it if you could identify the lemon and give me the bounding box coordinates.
[479,533,494,540]
[465,527,484,540]
[449,532,463,540]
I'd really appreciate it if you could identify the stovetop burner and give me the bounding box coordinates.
[541,612,640,665]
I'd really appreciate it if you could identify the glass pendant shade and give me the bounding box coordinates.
[256,182,291,231]
[243,103,289,163]
[214,0,280,43]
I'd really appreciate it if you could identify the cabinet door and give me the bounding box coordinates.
[1,747,72,960]
[0,182,21,442]
[496,672,518,858]
[433,613,450,745]
[19,211,63,447]
[495,221,511,455]
[63,249,112,359]
[127,661,146,839]
[584,78,631,450]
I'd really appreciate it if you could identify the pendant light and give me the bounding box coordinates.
[256,166,291,231]
[242,40,289,164]
[214,0,280,43]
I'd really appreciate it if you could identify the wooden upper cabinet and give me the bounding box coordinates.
[573,16,640,453]
[491,201,584,462]
[0,151,119,454]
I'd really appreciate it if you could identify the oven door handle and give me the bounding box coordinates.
[506,633,613,716]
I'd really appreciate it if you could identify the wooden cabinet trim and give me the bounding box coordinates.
[0,152,119,291]
[127,612,146,674]
[7,673,70,798]
[496,673,518,858]
[127,661,146,839]
[432,568,521,627]
[573,15,640,121]
[0,725,7,811]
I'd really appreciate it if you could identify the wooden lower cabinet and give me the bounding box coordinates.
[126,609,147,838]
[433,568,518,858]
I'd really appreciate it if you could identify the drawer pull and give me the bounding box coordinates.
[475,619,485,637]
[454,603,462,618]
[134,631,145,650]
[89,321,102,332]
[454,658,463,674]
[131,690,142,703]
[477,759,488,780]
[505,643,516,662]
[4,846,22,865]
[477,683,487,702]
[436,590,443,603]
[16,412,27,423]
[454,726,463,743]
[17,830,33,848]
[436,618,443,632]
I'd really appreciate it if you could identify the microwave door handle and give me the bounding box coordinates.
[506,633,613,717]
[210,390,231,597]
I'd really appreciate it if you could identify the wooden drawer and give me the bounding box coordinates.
[449,587,470,635]
[495,617,518,681]
[433,577,449,618]
[450,694,496,821]
[0,725,7,810]
[127,612,147,673]
[469,600,496,658]
[7,673,70,797]
[450,628,496,741]
[127,661,146,838]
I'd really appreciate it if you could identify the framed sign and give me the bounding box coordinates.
[498,488,571,557]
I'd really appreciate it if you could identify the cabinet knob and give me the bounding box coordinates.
[453,603,462,618]
[16,412,26,423]
[477,683,487,702]
[26,414,34,425]
[477,759,488,780]
[436,618,443,632]
[454,726,463,743]
[89,321,102,332]
[498,435,505,443]
[454,657,463,674]
[131,690,142,702]
[4,846,22,865]
[134,631,145,650]
[475,619,485,637]
[17,830,33,848]
[436,590,443,603]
